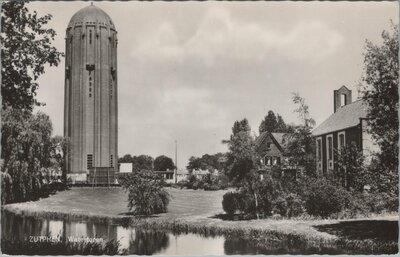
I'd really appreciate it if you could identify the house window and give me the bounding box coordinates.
[277,157,281,165]
[338,132,345,151]
[87,154,93,169]
[317,138,322,161]
[341,94,346,106]
[328,136,333,160]
[266,157,271,166]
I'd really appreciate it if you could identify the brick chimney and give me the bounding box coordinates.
[334,86,352,113]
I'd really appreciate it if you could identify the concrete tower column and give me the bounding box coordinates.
[64,5,118,183]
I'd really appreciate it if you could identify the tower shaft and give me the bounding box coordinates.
[64,6,118,183]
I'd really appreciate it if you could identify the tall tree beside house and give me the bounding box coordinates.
[336,143,365,191]
[361,23,398,195]
[276,114,289,132]
[259,111,289,134]
[154,155,175,171]
[223,119,258,182]
[1,1,63,110]
[232,119,251,136]
[284,93,316,175]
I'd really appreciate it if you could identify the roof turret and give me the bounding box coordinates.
[67,4,115,30]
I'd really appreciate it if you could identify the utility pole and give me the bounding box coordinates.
[175,140,178,184]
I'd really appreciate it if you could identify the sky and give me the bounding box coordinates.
[27,1,398,169]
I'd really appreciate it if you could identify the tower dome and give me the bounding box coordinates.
[67,4,115,30]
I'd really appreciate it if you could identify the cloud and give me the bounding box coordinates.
[131,7,344,64]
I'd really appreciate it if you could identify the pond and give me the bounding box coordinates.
[2,211,398,255]
[1,211,267,255]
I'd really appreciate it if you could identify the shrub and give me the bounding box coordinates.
[285,193,305,218]
[364,192,398,213]
[273,196,287,216]
[303,178,350,218]
[217,173,229,189]
[119,170,171,215]
[222,191,242,215]
[1,172,13,204]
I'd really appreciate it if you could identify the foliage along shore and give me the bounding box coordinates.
[2,206,398,255]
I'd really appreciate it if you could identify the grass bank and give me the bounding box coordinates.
[3,187,399,254]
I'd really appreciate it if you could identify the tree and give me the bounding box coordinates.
[154,155,175,171]
[1,107,57,203]
[119,154,133,163]
[187,156,202,172]
[276,114,288,133]
[336,143,365,191]
[361,23,398,179]
[50,136,70,183]
[223,119,258,182]
[1,1,63,110]
[119,170,170,215]
[259,111,289,134]
[186,153,227,172]
[231,119,251,136]
[284,93,316,175]
[132,155,154,172]
[259,111,278,134]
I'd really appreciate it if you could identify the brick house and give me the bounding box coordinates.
[312,86,378,176]
[255,132,288,170]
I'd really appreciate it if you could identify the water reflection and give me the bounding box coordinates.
[3,211,376,255]
[1,211,227,255]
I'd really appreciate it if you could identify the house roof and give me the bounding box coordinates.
[312,100,368,136]
[255,132,289,156]
[255,132,286,148]
[271,133,286,146]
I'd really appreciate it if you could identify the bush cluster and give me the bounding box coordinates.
[222,172,398,219]
[179,172,229,191]
[1,171,68,205]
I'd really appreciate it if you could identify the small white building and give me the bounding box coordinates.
[119,163,132,173]
[154,170,175,184]
[192,169,214,179]
[176,169,190,183]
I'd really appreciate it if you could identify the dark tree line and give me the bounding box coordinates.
[119,154,175,172]
[186,153,227,173]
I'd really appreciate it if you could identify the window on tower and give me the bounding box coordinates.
[89,75,92,97]
[87,154,93,169]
